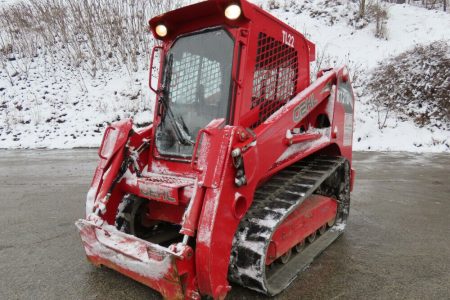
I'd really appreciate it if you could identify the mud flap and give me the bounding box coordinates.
[75,219,185,300]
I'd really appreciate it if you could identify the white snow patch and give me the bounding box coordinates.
[252,213,279,228]
[353,106,450,152]
[85,186,97,218]
[240,240,266,256]
[0,0,19,6]
[330,222,347,232]
[285,129,293,139]
[90,227,172,279]
[149,161,170,174]
[270,207,288,214]
[235,265,263,283]
[122,168,137,186]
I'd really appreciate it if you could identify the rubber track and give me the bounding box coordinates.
[228,156,350,295]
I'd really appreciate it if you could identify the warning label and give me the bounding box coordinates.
[343,113,353,146]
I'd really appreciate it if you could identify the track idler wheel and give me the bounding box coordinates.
[307,231,317,243]
[279,249,292,264]
[327,216,336,227]
[294,240,305,253]
[319,224,327,235]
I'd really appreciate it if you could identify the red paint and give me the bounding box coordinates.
[77,1,355,299]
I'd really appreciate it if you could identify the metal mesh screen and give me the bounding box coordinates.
[250,32,298,128]
[170,53,222,104]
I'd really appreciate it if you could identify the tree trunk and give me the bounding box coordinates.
[359,0,366,18]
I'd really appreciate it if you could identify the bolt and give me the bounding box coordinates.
[239,131,247,141]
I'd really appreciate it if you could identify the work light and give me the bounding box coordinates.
[225,4,241,20]
[155,24,168,37]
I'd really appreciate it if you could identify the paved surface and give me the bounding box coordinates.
[0,150,449,300]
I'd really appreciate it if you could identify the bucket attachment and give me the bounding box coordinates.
[75,219,194,300]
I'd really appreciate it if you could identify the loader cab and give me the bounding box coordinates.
[149,0,315,162]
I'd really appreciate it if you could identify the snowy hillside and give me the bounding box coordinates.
[252,0,450,152]
[0,0,449,151]
[0,0,17,4]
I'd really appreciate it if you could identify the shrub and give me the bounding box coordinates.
[368,41,450,130]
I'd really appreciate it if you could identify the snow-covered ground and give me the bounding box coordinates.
[0,0,17,4]
[0,0,449,151]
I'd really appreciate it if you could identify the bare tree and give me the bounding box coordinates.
[0,0,183,85]
[359,0,366,18]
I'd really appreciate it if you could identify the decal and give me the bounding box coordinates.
[338,81,354,146]
[293,94,317,122]
[282,30,295,48]
[140,184,176,203]
[343,113,353,146]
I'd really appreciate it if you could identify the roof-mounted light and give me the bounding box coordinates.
[225,4,241,20]
[155,24,168,37]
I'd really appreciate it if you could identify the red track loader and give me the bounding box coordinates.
[76,0,355,299]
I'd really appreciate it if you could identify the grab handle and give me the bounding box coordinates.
[191,129,211,172]
[149,46,163,94]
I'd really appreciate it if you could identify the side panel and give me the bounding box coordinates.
[332,69,355,163]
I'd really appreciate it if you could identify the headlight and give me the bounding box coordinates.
[225,4,241,20]
[155,24,168,37]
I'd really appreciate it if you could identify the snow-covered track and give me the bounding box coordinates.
[229,156,351,295]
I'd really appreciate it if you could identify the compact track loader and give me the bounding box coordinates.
[76,1,356,299]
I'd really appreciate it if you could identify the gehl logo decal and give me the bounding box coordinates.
[293,94,318,122]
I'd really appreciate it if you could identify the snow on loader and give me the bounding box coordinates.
[76,0,356,299]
